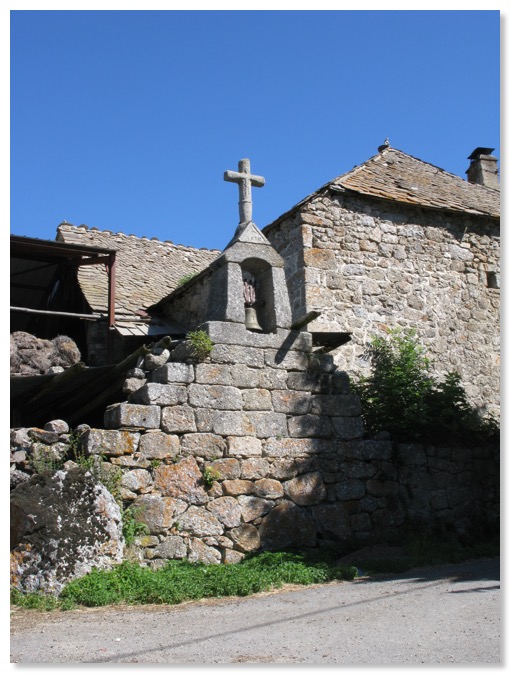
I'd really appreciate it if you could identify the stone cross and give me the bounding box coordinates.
[224,158,265,225]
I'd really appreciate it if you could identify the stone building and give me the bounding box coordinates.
[11,144,500,415]
[10,151,500,578]
[263,145,500,416]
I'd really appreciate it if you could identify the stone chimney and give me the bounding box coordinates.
[466,147,499,190]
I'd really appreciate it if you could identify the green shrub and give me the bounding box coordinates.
[202,466,220,489]
[352,329,499,445]
[186,330,213,360]
[122,506,150,546]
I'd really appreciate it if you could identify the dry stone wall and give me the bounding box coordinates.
[265,192,500,417]
[10,324,496,571]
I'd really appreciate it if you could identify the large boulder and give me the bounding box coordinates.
[10,332,81,376]
[10,467,124,595]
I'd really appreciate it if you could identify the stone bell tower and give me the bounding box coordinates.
[153,159,292,336]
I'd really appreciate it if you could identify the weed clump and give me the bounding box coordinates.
[186,330,213,361]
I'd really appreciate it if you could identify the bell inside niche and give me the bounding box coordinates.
[245,306,262,332]
[243,274,263,332]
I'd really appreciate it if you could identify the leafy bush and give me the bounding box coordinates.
[352,329,499,445]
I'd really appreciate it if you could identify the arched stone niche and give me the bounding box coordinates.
[242,258,277,333]
[214,222,292,332]
[153,222,292,333]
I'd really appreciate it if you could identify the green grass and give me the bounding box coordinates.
[10,551,357,611]
[11,537,499,612]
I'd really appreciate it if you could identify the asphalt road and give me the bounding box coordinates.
[10,557,500,665]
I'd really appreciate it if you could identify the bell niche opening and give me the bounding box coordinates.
[241,258,277,334]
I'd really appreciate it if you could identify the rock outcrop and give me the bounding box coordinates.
[10,467,124,595]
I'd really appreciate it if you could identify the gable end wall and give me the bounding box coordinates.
[266,191,500,416]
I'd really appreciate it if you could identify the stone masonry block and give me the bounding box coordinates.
[83,428,140,456]
[287,371,331,393]
[332,371,351,394]
[242,388,272,411]
[188,384,242,410]
[227,436,263,457]
[210,344,265,368]
[160,405,197,434]
[230,365,260,388]
[263,437,335,458]
[271,390,311,414]
[242,411,288,439]
[121,469,153,493]
[309,394,362,416]
[123,378,146,395]
[284,472,327,506]
[332,417,365,440]
[240,458,270,480]
[361,440,394,461]
[395,443,427,466]
[105,403,161,430]
[303,248,337,269]
[194,363,233,385]
[287,414,333,438]
[258,368,289,390]
[237,495,275,522]
[180,433,226,460]
[151,363,195,384]
[335,479,366,501]
[153,456,208,504]
[201,322,289,348]
[139,432,180,460]
[209,411,245,436]
[252,478,284,499]
[264,349,308,371]
[209,458,241,480]
[133,494,188,534]
[144,350,170,370]
[129,383,187,407]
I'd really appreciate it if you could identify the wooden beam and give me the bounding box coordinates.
[10,306,103,321]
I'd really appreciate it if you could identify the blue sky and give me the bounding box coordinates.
[10,9,501,252]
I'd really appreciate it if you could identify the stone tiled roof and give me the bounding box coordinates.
[57,223,220,317]
[335,147,500,217]
[265,147,500,232]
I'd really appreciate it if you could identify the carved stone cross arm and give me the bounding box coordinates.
[224,158,265,225]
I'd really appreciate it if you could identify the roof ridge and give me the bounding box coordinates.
[336,147,452,182]
[57,222,221,253]
[342,147,499,195]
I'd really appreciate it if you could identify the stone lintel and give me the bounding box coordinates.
[219,241,285,268]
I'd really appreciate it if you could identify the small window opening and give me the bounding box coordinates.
[487,271,500,289]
